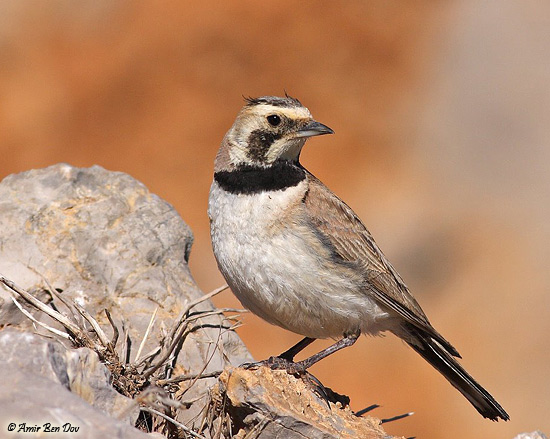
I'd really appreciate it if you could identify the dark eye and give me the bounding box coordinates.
[267,114,281,126]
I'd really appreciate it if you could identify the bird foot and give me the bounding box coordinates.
[241,355,306,374]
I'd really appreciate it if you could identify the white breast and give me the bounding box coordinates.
[208,180,390,339]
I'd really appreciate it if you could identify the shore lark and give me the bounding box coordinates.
[208,95,509,421]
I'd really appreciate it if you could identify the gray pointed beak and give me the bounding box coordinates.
[296,120,334,138]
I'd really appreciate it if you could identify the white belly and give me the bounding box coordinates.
[208,180,390,339]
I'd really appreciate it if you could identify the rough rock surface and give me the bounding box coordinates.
[0,164,251,437]
[0,328,159,439]
[513,433,548,439]
[215,367,390,439]
[0,163,250,366]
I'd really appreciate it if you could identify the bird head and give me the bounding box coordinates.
[215,95,333,172]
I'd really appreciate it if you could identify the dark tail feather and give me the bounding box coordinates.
[403,326,509,421]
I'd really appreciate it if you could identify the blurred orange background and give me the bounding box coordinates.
[1,2,548,438]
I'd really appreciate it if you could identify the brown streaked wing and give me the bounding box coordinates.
[303,172,460,357]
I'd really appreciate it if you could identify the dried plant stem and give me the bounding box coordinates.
[141,407,208,439]
[135,306,158,364]
[10,296,71,339]
[71,300,111,346]
[1,275,82,340]
[29,267,81,324]
[142,285,230,379]
[157,370,224,386]
[104,309,119,347]
[166,284,229,342]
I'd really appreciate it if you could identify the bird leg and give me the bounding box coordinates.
[278,336,316,361]
[251,336,317,370]
[242,337,315,370]
[293,331,360,372]
[242,332,359,373]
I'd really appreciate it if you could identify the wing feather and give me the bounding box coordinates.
[303,171,460,357]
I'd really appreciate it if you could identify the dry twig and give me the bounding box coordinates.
[141,285,231,379]
[135,306,158,364]
[1,275,87,344]
[10,296,71,339]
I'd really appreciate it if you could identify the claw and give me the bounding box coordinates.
[240,355,298,371]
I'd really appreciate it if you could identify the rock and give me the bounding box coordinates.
[0,163,249,363]
[213,367,394,439]
[0,328,160,439]
[514,432,548,439]
[0,164,251,437]
[0,327,136,423]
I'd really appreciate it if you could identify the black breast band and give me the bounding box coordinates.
[214,161,306,194]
